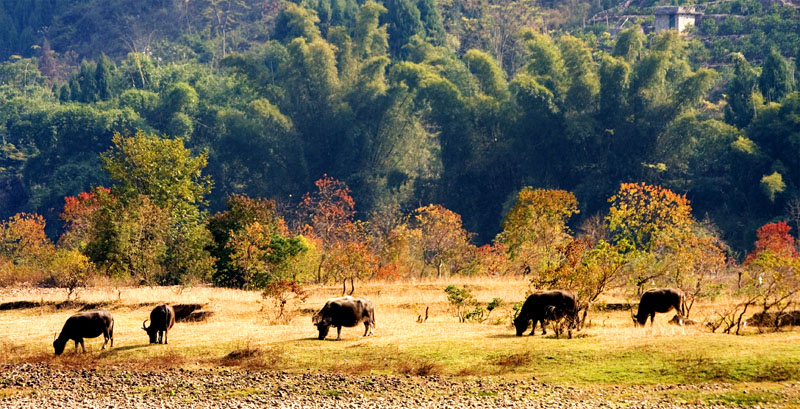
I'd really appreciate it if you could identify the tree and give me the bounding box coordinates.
[606,183,693,253]
[50,249,93,300]
[498,188,578,278]
[759,49,794,103]
[411,204,475,277]
[300,175,360,285]
[0,213,54,275]
[724,53,759,128]
[101,131,214,284]
[37,38,58,83]
[261,279,309,323]
[101,131,212,213]
[612,28,645,63]
[606,183,696,290]
[383,0,423,58]
[95,54,114,101]
[62,188,170,284]
[743,222,800,331]
[208,194,305,288]
[201,0,250,57]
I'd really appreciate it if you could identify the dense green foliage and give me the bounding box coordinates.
[0,0,798,258]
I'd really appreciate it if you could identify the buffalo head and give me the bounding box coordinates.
[315,316,333,340]
[142,319,158,344]
[53,332,66,355]
[513,314,528,336]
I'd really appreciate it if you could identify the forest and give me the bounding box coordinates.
[0,0,798,321]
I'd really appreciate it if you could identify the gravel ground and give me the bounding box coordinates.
[0,363,791,408]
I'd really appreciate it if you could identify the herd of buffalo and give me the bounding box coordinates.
[50,288,686,355]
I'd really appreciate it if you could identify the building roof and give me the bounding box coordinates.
[654,6,702,16]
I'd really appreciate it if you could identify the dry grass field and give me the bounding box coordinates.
[2,278,800,406]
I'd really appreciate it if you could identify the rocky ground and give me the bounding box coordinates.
[0,363,794,408]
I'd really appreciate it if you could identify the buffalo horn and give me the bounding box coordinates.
[142,319,149,330]
[53,332,57,342]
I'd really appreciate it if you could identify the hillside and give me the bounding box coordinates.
[0,0,798,255]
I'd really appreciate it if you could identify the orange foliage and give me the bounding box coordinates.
[0,213,54,263]
[0,213,55,285]
[59,187,113,248]
[744,221,799,263]
[412,204,475,277]
[475,243,509,277]
[606,183,693,251]
[300,174,357,244]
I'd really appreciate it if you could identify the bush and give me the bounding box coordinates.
[444,285,504,323]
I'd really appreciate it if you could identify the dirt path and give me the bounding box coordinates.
[2,363,786,408]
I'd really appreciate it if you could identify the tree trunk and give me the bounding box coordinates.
[348,276,355,295]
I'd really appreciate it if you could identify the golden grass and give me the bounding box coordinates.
[1,278,800,386]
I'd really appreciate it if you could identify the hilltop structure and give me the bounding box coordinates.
[654,6,702,32]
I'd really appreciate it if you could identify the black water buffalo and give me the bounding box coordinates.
[633,288,685,327]
[312,296,375,340]
[514,290,578,337]
[142,304,175,344]
[53,310,114,355]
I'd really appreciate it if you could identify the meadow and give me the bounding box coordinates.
[0,277,798,389]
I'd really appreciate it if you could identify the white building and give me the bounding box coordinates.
[654,6,700,32]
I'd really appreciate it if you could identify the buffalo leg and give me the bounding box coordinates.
[363,322,369,336]
[529,319,536,336]
[541,319,547,335]
[650,313,655,327]
[74,340,79,353]
[164,330,169,344]
[79,339,86,353]
[336,326,342,340]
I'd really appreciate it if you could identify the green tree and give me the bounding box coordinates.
[759,49,794,103]
[101,131,214,283]
[724,53,759,128]
[94,54,114,101]
[383,0,423,58]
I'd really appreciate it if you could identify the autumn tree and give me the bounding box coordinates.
[50,249,93,300]
[300,175,358,282]
[652,223,728,317]
[0,213,55,285]
[0,213,55,269]
[299,175,375,292]
[743,222,800,331]
[498,188,578,280]
[606,183,695,290]
[411,204,476,277]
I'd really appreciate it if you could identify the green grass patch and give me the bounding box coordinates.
[322,389,342,397]
[704,390,785,406]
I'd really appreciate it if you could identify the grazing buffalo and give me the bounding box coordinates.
[633,288,685,327]
[142,304,175,344]
[53,310,114,355]
[312,296,375,340]
[514,290,578,338]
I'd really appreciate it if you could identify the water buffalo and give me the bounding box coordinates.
[142,304,175,344]
[514,290,578,338]
[312,296,375,340]
[633,288,686,327]
[53,310,114,355]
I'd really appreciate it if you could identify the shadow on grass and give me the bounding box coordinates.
[102,344,150,353]
[486,333,519,339]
